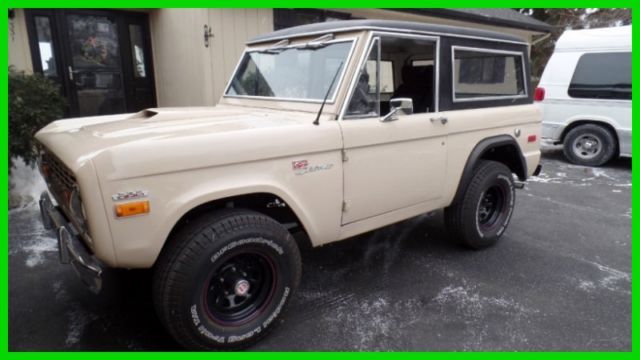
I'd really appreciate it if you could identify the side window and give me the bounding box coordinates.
[569,52,631,100]
[345,36,436,118]
[453,48,526,101]
[366,60,394,94]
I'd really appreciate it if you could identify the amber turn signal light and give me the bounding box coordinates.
[115,200,150,217]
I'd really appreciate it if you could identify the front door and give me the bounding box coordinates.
[340,34,448,225]
[26,10,156,117]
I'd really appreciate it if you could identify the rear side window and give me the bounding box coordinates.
[569,52,631,100]
[452,47,526,102]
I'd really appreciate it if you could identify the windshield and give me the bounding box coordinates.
[225,40,354,101]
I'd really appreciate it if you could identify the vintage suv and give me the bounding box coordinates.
[36,20,541,350]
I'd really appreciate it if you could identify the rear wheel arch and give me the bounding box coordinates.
[452,135,526,205]
[560,120,619,156]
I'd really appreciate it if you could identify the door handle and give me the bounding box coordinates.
[430,116,448,125]
[67,66,81,81]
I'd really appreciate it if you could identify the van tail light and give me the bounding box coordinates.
[534,87,545,102]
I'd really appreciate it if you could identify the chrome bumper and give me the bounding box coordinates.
[39,192,102,293]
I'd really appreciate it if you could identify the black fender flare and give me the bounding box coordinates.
[452,135,527,205]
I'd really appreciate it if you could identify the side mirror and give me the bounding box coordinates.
[381,98,413,122]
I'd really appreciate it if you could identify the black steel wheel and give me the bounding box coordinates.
[445,160,515,249]
[153,209,301,350]
[203,251,276,326]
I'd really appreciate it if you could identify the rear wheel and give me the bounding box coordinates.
[153,209,301,350]
[563,124,616,166]
[445,160,515,249]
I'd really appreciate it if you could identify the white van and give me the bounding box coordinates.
[537,25,631,166]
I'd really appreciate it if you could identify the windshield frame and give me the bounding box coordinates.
[222,37,358,104]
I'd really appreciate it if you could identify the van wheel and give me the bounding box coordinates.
[445,160,515,249]
[153,209,301,350]
[563,124,616,166]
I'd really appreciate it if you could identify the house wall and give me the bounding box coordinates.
[148,8,273,107]
[8,8,538,108]
[8,9,33,73]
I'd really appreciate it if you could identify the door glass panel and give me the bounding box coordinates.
[67,14,126,116]
[35,16,57,77]
[345,39,379,117]
[129,24,147,78]
[382,36,435,114]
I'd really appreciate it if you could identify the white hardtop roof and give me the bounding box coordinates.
[555,25,631,52]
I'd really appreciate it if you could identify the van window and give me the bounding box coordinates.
[568,52,631,100]
[453,47,526,101]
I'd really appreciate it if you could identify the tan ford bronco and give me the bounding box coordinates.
[36,20,541,350]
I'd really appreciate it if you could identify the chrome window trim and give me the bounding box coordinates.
[340,31,440,120]
[222,37,358,104]
[247,25,527,46]
[451,45,529,103]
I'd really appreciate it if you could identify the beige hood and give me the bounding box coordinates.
[35,105,342,180]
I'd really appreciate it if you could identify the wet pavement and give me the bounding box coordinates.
[8,147,631,351]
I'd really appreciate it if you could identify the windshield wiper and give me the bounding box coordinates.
[256,39,290,54]
[258,34,335,53]
[299,34,335,51]
[256,48,286,54]
[313,61,344,126]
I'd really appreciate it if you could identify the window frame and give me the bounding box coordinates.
[339,31,440,120]
[222,37,358,104]
[451,45,528,103]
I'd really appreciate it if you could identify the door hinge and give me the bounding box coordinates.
[341,149,349,162]
[342,201,349,212]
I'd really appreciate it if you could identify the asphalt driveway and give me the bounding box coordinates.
[8,147,631,351]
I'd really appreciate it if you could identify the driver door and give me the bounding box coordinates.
[340,35,448,225]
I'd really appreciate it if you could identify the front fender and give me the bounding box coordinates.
[99,151,343,268]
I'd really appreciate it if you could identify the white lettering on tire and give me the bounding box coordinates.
[475,190,486,238]
[227,326,262,343]
[211,237,283,263]
[197,325,225,344]
[191,286,291,345]
[190,304,201,326]
[262,286,290,328]
[495,175,515,237]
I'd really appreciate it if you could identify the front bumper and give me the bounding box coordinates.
[39,191,103,293]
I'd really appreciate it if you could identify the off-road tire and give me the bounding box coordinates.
[563,124,617,167]
[153,209,301,350]
[445,160,515,249]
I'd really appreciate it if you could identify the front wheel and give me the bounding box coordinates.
[153,209,301,350]
[445,160,516,249]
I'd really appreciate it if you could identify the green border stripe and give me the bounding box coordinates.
[3,1,636,356]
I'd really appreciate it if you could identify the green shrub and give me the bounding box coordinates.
[9,67,66,170]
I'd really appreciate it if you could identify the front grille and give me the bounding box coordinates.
[40,148,77,206]
[38,145,92,247]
